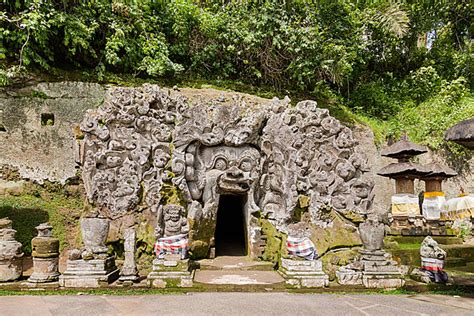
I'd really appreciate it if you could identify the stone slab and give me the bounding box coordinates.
[59,268,119,288]
[194,270,284,285]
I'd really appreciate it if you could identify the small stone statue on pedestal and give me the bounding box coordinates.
[28,223,60,283]
[119,228,139,283]
[0,218,23,282]
[147,204,193,288]
[411,236,448,283]
[337,213,405,288]
[60,217,119,287]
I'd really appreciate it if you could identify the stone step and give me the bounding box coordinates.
[194,270,285,286]
[196,256,275,271]
[445,257,467,268]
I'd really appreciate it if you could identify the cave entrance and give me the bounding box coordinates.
[215,194,247,256]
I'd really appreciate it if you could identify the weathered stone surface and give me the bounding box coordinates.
[80,218,109,254]
[279,258,329,288]
[0,82,104,183]
[78,85,375,259]
[147,257,193,288]
[412,236,449,283]
[336,215,405,288]
[119,228,138,282]
[29,223,60,283]
[0,218,23,282]
[59,257,119,288]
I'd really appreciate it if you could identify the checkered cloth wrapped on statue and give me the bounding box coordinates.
[286,236,317,260]
[154,233,188,259]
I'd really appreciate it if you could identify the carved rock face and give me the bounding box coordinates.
[198,145,260,196]
[79,86,375,257]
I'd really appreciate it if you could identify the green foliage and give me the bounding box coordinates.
[1,1,472,149]
[0,191,83,254]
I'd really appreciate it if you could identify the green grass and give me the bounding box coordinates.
[0,192,83,254]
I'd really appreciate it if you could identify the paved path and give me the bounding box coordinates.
[0,293,472,315]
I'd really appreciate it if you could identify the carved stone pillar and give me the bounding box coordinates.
[119,228,139,283]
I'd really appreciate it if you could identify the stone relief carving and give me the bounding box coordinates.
[155,204,189,238]
[79,85,375,258]
[80,86,187,219]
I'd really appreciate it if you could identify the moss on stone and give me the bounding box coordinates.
[320,248,360,280]
[310,211,362,256]
[259,218,287,266]
[159,184,187,208]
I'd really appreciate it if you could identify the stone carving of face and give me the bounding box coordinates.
[198,145,260,195]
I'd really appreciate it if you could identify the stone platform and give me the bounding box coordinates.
[279,258,329,288]
[359,250,405,289]
[59,257,119,288]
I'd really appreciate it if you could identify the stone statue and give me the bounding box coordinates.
[155,204,189,259]
[336,213,405,288]
[156,204,189,239]
[59,217,119,287]
[0,218,23,282]
[412,236,448,283]
[359,213,385,251]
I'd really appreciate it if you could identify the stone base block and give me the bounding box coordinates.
[0,257,23,282]
[28,257,60,283]
[147,272,194,288]
[362,273,405,289]
[336,269,363,285]
[147,258,193,288]
[59,257,119,288]
[279,259,329,288]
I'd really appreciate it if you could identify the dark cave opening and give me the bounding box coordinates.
[215,194,247,256]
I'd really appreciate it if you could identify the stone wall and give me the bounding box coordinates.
[0,81,472,210]
[0,82,104,183]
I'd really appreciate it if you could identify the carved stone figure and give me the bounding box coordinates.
[29,223,60,283]
[411,236,448,283]
[0,218,23,282]
[156,204,189,239]
[359,213,385,251]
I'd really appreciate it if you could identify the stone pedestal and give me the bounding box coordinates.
[147,256,193,288]
[59,256,119,288]
[336,266,363,285]
[279,258,329,288]
[359,250,405,289]
[29,257,60,283]
[29,223,60,283]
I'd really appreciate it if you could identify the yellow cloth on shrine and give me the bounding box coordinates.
[440,194,474,220]
[391,194,420,216]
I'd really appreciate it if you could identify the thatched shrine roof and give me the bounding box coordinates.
[445,118,474,150]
